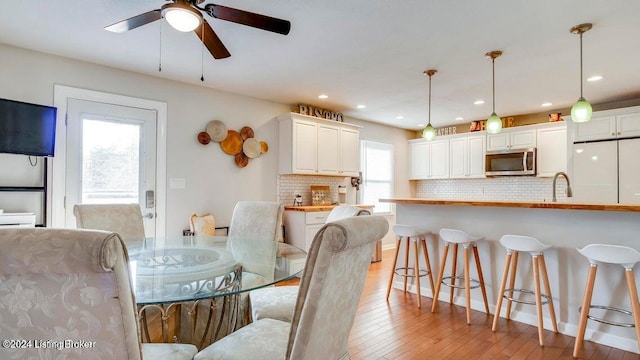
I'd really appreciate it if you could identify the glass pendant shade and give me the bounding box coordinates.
[162,4,203,32]
[486,112,502,134]
[422,123,436,141]
[571,97,593,123]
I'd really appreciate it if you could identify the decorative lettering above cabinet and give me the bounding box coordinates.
[277,113,361,177]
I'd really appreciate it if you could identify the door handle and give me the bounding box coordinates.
[143,213,154,219]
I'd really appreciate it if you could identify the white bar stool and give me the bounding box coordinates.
[573,244,640,358]
[386,224,434,308]
[431,228,489,324]
[491,235,558,346]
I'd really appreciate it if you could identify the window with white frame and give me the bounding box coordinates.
[360,140,393,214]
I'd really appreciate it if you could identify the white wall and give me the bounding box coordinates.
[344,116,414,247]
[0,43,412,237]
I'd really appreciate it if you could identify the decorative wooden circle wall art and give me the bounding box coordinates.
[198,120,269,168]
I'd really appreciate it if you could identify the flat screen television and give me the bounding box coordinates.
[0,98,57,157]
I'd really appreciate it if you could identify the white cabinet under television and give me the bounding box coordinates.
[278,113,360,177]
[0,212,36,228]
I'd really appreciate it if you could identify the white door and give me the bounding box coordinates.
[65,99,157,236]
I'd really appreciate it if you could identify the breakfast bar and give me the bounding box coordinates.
[381,198,640,352]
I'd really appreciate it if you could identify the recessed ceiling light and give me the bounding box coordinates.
[587,75,603,82]
[455,117,464,121]
[318,94,328,99]
[541,102,553,107]
[417,123,425,127]
[396,116,404,119]
[356,104,366,109]
[474,100,485,105]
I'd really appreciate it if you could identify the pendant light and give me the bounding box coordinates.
[485,51,503,134]
[422,69,437,141]
[570,23,593,123]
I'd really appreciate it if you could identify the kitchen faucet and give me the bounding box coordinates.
[552,172,573,202]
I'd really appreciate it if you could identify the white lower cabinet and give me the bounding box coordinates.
[284,210,330,252]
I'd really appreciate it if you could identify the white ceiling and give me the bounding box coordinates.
[1,0,639,130]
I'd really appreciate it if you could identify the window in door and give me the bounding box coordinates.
[81,118,141,204]
[360,140,393,214]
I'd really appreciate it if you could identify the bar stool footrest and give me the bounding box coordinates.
[441,275,480,290]
[394,267,429,278]
[578,305,636,328]
[503,288,551,306]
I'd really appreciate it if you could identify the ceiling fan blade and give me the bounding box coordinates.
[195,20,231,59]
[204,4,291,35]
[105,10,162,33]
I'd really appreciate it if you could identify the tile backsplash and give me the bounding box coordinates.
[415,176,569,202]
[277,175,351,206]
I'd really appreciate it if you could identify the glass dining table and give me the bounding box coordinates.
[125,236,306,349]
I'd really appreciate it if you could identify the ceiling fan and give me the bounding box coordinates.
[105,0,291,59]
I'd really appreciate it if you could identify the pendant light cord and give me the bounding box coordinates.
[428,74,432,125]
[579,32,584,98]
[492,57,496,113]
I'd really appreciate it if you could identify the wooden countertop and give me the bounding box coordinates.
[284,204,374,212]
[379,198,640,212]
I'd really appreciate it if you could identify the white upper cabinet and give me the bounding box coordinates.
[450,134,486,179]
[317,123,340,175]
[573,108,640,142]
[468,135,486,177]
[291,118,318,174]
[536,123,567,177]
[409,140,430,179]
[339,127,361,176]
[486,127,536,151]
[409,138,448,179]
[278,113,360,176]
[430,139,450,179]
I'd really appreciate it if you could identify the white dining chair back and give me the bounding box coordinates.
[73,203,145,242]
[194,215,389,360]
[0,228,197,360]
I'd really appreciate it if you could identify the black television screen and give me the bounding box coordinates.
[0,98,57,157]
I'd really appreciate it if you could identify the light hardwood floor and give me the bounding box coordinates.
[284,249,640,360]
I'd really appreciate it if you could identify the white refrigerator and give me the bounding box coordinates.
[572,138,640,204]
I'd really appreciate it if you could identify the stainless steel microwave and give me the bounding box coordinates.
[485,148,536,176]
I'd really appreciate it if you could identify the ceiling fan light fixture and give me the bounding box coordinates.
[162,2,203,32]
[570,23,593,123]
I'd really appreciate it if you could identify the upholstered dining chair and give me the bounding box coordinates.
[193,215,389,360]
[190,213,217,236]
[249,205,371,323]
[0,228,197,360]
[73,203,145,243]
[189,201,284,331]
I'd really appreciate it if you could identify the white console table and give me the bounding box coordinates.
[0,212,36,228]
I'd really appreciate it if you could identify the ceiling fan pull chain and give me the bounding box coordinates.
[158,20,163,72]
[200,23,205,82]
